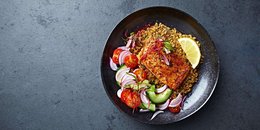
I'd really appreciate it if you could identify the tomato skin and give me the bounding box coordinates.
[112,48,123,64]
[133,68,147,81]
[169,105,181,113]
[120,89,141,109]
[121,89,131,103]
[124,54,138,68]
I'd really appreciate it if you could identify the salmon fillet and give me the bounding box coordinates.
[140,41,191,90]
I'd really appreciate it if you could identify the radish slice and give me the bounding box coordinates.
[117,89,122,98]
[115,67,130,82]
[157,99,170,110]
[162,54,170,65]
[109,57,118,71]
[118,46,129,50]
[139,109,149,112]
[140,90,150,104]
[118,51,131,65]
[169,93,182,108]
[150,111,164,120]
[156,85,167,93]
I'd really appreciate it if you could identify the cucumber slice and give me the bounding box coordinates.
[146,85,172,104]
[141,103,156,111]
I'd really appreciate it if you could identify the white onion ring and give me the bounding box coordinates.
[169,93,182,108]
[157,99,170,110]
[140,90,150,104]
[180,95,187,108]
[156,85,167,93]
[150,111,164,120]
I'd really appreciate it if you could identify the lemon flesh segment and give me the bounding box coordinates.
[178,38,201,69]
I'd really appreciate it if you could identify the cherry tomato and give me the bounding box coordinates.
[169,105,181,113]
[120,89,141,109]
[124,54,138,68]
[121,89,131,103]
[112,48,123,64]
[133,68,147,81]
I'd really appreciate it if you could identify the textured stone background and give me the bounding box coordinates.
[0,0,259,129]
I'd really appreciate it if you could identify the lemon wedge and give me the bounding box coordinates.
[178,37,201,69]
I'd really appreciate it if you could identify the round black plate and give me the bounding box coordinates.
[101,7,219,124]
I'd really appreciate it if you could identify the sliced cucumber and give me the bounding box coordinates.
[141,103,156,111]
[146,85,172,104]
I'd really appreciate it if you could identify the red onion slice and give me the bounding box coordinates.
[180,95,187,108]
[140,90,150,104]
[169,93,182,108]
[162,54,170,66]
[115,67,130,82]
[126,38,132,48]
[118,51,131,65]
[109,57,118,71]
[121,74,135,83]
[150,111,164,120]
[156,85,167,93]
[139,109,149,112]
[157,99,170,110]
[117,89,122,98]
[121,79,135,88]
[118,46,129,51]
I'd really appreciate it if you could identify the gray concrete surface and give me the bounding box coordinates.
[0,0,259,129]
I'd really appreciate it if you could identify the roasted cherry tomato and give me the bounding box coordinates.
[112,48,123,64]
[124,54,138,68]
[120,89,141,109]
[133,68,147,81]
[169,105,181,113]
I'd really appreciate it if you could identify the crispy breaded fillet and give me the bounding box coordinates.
[140,42,191,90]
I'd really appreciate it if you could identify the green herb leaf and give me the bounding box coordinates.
[163,41,174,51]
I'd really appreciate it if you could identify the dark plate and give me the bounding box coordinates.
[101,7,219,124]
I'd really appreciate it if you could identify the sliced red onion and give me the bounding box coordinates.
[115,67,130,82]
[156,85,167,93]
[157,99,170,110]
[164,48,171,54]
[131,40,136,48]
[126,38,132,48]
[109,57,118,71]
[121,74,135,83]
[118,51,131,65]
[158,39,163,42]
[169,93,182,108]
[117,89,122,98]
[121,79,135,88]
[162,54,170,66]
[150,111,164,120]
[140,90,150,104]
[118,46,129,50]
[180,95,187,108]
[139,109,150,112]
